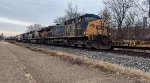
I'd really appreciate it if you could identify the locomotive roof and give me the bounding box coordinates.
[38,25,64,32]
[15,13,100,37]
[64,13,101,22]
[83,14,101,19]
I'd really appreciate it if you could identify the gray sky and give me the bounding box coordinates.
[0,0,104,36]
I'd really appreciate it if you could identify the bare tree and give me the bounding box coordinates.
[104,0,135,29]
[141,0,150,18]
[27,24,43,32]
[104,0,135,39]
[124,11,136,27]
[98,7,111,22]
[54,16,66,24]
[65,2,81,19]
[136,0,149,14]
[54,2,82,24]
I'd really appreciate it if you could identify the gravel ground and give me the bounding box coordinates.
[1,41,145,83]
[25,43,150,72]
[0,42,28,83]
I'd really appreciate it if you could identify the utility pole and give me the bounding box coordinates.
[1,33,3,40]
[149,0,150,18]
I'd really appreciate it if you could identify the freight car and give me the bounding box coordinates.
[112,40,150,49]
[16,34,23,42]
[16,14,112,50]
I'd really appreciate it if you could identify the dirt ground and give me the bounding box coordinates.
[0,41,148,83]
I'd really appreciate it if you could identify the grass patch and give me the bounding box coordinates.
[9,41,150,81]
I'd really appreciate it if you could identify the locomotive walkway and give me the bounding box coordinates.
[0,41,146,83]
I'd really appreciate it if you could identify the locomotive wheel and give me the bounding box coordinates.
[82,44,86,48]
[75,44,78,47]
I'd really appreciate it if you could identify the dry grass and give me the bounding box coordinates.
[9,41,150,81]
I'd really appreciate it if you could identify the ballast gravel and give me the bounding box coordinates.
[25,43,150,72]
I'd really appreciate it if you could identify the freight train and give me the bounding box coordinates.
[15,14,112,50]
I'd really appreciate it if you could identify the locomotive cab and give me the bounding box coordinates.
[85,20,111,49]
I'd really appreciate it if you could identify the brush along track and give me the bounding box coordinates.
[8,40,150,58]
[9,41,150,73]
[8,41,150,82]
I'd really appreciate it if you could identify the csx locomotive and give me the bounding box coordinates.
[16,14,112,50]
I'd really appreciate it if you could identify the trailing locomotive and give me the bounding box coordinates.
[16,14,112,50]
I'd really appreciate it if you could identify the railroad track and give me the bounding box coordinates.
[103,49,150,58]
[112,45,150,50]
[9,41,150,59]
[74,46,150,59]
[45,43,150,58]
[42,43,150,59]
[9,41,150,72]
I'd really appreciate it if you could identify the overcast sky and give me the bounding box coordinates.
[0,0,104,37]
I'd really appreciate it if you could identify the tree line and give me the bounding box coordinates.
[26,0,150,41]
[103,0,150,40]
